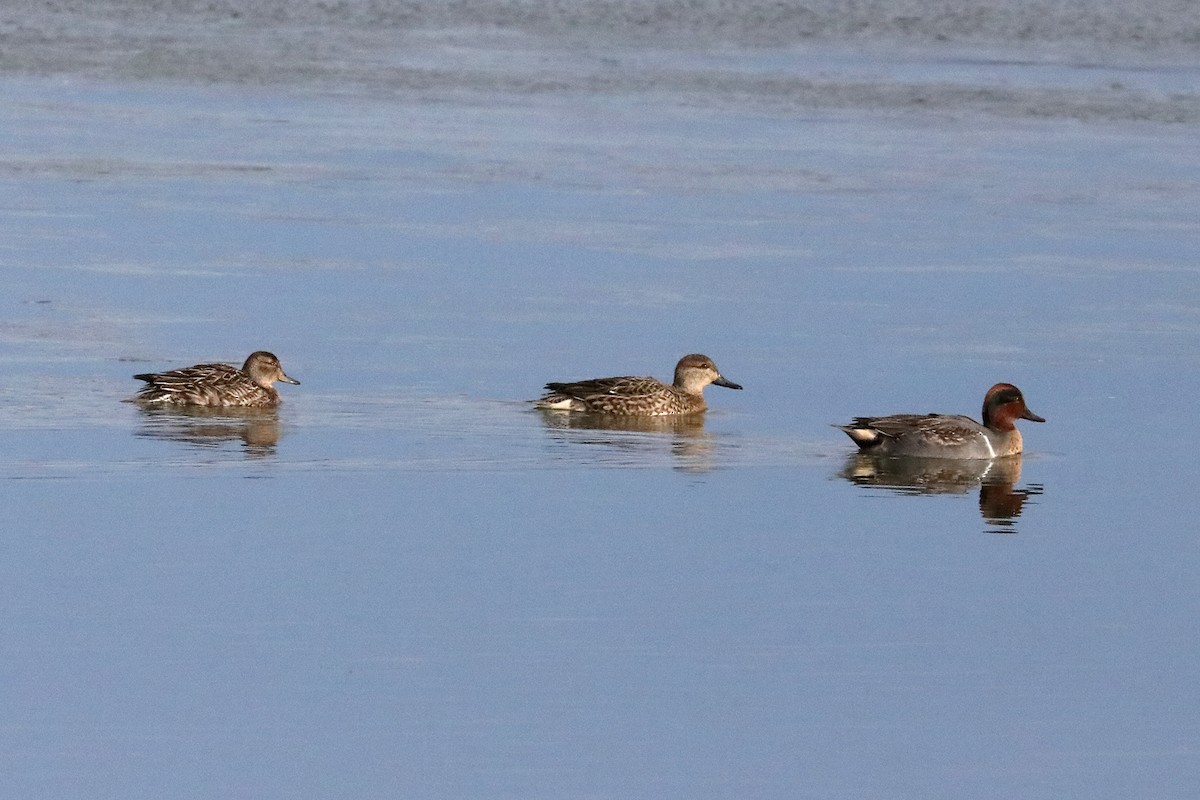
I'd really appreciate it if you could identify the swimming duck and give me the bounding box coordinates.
[535,353,741,416]
[838,383,1043,459]
[132,351,300,408]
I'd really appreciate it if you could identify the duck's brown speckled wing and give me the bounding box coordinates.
[539,374,698,414]
[544,375,660,401]
[853,413,981,447]
[134,363,271,406]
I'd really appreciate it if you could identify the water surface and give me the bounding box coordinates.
[2,3,1199,798]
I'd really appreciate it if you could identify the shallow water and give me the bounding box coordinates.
[2,3,1200,798]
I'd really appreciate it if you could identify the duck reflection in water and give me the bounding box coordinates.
[134,405,283,458]
[537,410,716,472]
[839,453,1043,530]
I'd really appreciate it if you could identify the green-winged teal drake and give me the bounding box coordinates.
[535,353,741,416]
[132,351,300,408]
[838,383,1044,459]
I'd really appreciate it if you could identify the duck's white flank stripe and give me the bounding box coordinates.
[981,432,996,459]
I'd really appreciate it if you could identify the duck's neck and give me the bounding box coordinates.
[675,374,708,396]
[993,427,1023,457]
[983,403,1017,432]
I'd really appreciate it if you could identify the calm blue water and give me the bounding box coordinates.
[2,4,1199,798]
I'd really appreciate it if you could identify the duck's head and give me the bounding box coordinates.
[982,383,1043,431]
[674,354,742,393]
[243,351,301,388]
